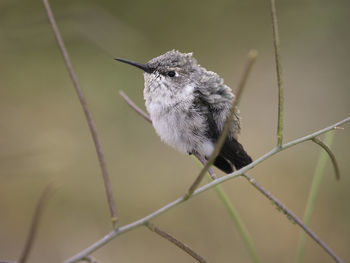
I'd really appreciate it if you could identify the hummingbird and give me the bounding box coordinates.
[115,50,252,174]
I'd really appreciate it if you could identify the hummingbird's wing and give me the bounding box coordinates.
[193,87,252,173]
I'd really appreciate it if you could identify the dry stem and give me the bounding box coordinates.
[146,223,208,263]
[42,0,118,227]
[243,173,343,263]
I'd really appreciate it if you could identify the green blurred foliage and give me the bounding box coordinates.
[0,0,349,262]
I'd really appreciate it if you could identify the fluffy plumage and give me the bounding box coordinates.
[142,50,252,173]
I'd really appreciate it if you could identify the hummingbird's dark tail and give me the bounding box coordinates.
[214,137,252,174]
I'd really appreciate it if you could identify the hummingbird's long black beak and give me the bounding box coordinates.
[114,57,154,73]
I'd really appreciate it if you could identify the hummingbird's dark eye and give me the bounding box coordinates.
[167,71,176,77]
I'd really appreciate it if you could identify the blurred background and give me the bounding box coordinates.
[1,0,349,262]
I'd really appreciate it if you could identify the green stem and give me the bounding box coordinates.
[296,131,335,263]
[270,0,284,147]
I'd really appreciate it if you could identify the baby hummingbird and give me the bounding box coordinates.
[115,50,252,173]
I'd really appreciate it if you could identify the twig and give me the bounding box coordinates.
[311,137,340,180]
[146,223,208,263]
[62,116,349,263]
[119,91,152,123]
[270,0,284,147]
[18,184,54,263]
[42,0,118,227]
[296,132,336,263]
[242,173,344,263]
[119,91,150,122]
[186,49,258,198]
[280,117,348,149]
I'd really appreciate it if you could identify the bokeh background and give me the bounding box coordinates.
[1,0,349,262]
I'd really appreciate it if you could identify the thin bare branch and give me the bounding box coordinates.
[146,223,208,263]
[62,117,350,263]
[18,184,54,263]
[119,91,152,123]
[311,137,340,180]
[270,0,284,147]
[42,0,118,227]
[186,49,258,198]
[242,173,344,263]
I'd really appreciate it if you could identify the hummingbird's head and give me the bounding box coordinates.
[115,50,201,97]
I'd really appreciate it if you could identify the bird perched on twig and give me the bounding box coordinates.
[115,50,252,173]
